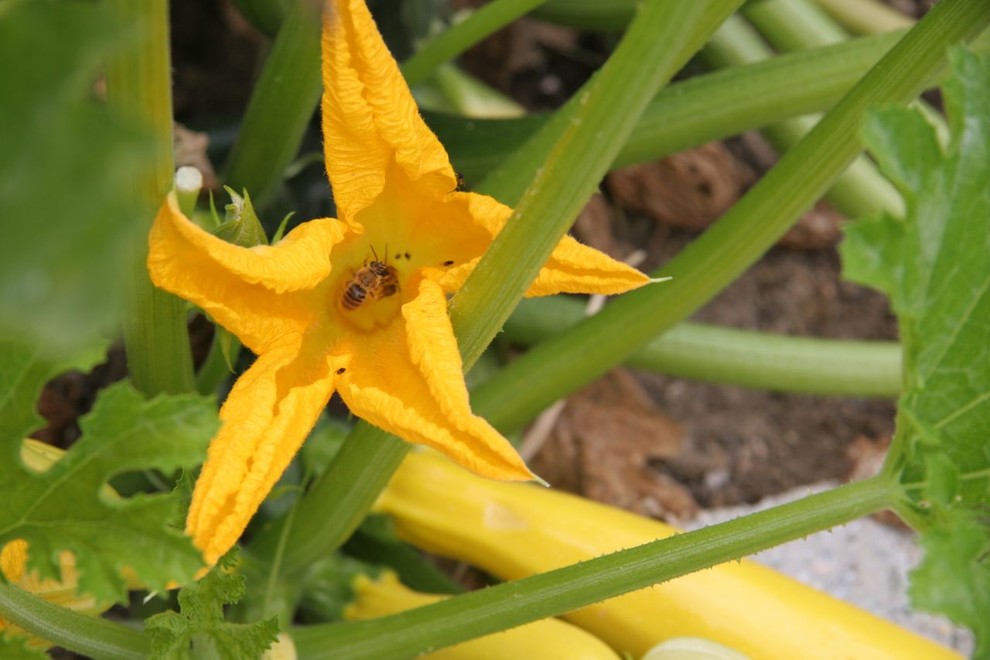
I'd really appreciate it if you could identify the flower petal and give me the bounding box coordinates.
[336,279,533,482]
[526,234,651,297]
[322,0,457,220]
[185,338,342,566]
[425,192,651,296]
[148,193,348,353]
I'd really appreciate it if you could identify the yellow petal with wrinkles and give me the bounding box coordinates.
[526,234,650,296]
[337,280,533,482]
[322,0,457,220]
[148,194,347,354]
[425,192,650,296]
[185,337,342,566]
[152,193,344,292]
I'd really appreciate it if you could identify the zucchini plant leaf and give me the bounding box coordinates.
[0,635,46,660]
[0,0,154,357]
[0,337,106,449]
[841,49,990,653]
[0,379,217,604]
[146,550,279,660]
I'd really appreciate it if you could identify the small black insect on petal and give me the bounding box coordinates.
[442,260,454,267]
[336,368,346,375]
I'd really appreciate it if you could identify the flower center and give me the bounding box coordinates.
[334,249,409,332]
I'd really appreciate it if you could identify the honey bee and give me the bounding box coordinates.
[340,248,399,311]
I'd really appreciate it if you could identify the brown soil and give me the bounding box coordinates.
[530,219,897,517]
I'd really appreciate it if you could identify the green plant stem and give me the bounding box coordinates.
[431,30,909,183]
[0,583,149,659]
[195,330,235,395]
[813,0,914,34]
[467,0,990,434]
[223,0,322,208]
[589,29,906,171]
[106,0,195,396]
[500,297,901,401]
[292,476,894,658]
[743,0,848,51]
[707,13,903,219]
[742,0,951,150]
[401,0,550,87]
[432,62,525,117]
[435,27,985,187]
[450,1,741,368]
[232,0,289,36]
[248,0,737,578]
[531,0,638,30]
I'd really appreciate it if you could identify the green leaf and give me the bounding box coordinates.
[146,550,280,660]
[909,510,990,641]
[0,0,155,357]
[0,633,47,660]
[0,382,218,603]
[0,337,106,448]
[841,49,990,653]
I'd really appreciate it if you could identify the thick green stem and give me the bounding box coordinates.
[0,583,149,659]
[615,29,903,169]
[292,476,894,657]
[813,0,914,34]
[707,11,903,219]
[499,297,901,404]
[531,0,637,30]
[401,0,550,87]
[468,0,990,434]
[107,0,194,395]
[223,0,322,208]
[742,0,848,51]
[450,1,741,368]
[232,0,289,35]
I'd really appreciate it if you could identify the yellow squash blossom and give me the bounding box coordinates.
[147,0,649,567]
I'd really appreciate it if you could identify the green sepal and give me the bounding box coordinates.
[213,188,268,247]
[217,327,240,374]
[271,212,295,244]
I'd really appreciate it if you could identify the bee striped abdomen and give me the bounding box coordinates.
[341,282,368,310]
[339,258,400,312]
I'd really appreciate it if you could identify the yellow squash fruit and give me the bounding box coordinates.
[345,570,619,659]
[375,450,959,660]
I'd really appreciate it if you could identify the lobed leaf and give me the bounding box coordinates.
[0,373,217,603]
[0,338,106,449]
[146,551,279,660]
[841,49,990,653]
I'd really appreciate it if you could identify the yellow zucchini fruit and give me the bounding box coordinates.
[375,450,959,660]
[345,570,619,659]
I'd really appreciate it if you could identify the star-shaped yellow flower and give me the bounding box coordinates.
[148,0,649,566]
